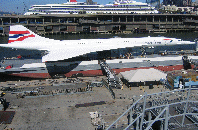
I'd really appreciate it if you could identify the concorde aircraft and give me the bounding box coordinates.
[0,25,195,63]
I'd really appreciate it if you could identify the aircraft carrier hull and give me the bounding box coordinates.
[0,65,186,79]
[0,54,197,79]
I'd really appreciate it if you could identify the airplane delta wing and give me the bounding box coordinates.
[41,40,139,62]
[42,46,102,62]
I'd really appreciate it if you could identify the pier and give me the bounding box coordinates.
[0,13,198,35]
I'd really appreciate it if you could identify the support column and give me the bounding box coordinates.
[133,16,134,22]
[44,26,45,35]
[166,16,167,23]
[153,16,155,23]
[51,18,52,23]
[43,18,44,24]
[172,17,173,23]
[1,18,3,25]
[3,27,4,35]
[153,16,154,23]
[160,121,164,130]
[112,16,113,22]
[35,18,36,24]
[126,16,127,22]
[18,17,19,23]
[136,118,139,130]
[164,106,169,130]
[140,92,147,130]
[10,18,11,25]
[146,17,147,30]
[182,85,191,126]
[90,25,91,33]
[148,111,152,124]
[119,17,120,23]
[128,108,133,124]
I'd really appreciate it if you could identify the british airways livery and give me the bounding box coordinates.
[8,30,35,43]
[0,25,196,79]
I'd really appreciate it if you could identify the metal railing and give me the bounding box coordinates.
[106,86,198,130]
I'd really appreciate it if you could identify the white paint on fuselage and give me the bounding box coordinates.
[0,25,195,62]
[3,36,194,50]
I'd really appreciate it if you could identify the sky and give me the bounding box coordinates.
[0,0,197,14]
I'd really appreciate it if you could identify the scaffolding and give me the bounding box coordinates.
[106,86,198,130]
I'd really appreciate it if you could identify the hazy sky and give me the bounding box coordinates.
[1,0,196,14]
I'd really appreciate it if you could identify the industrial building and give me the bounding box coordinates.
[2,13,198,35]
[163,0,192,7]
[86,0,97,5]
[192,0,198,7]
[162,5,194,13]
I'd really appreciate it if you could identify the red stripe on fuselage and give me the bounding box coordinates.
[8,34,35,43]
[9,31,30,34]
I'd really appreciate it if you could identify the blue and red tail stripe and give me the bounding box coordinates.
[8,30,35,43]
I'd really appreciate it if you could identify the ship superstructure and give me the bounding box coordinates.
[24,0,158,15]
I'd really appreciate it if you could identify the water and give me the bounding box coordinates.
[43,32,198,41]
[0,32,197,60]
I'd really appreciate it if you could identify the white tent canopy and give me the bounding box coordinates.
[120,68,167,82]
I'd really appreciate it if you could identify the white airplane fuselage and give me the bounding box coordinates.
[0,25,195,62]
[1,36,194,50]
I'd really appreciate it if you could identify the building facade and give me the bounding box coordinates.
[163,0,192,7]
[162,5,194,13]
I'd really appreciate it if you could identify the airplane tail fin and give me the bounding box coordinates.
[8,25,42,44]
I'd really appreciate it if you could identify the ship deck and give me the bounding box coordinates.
[1,76,197,129]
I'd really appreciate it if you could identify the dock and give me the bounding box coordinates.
[1,13,198,35]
